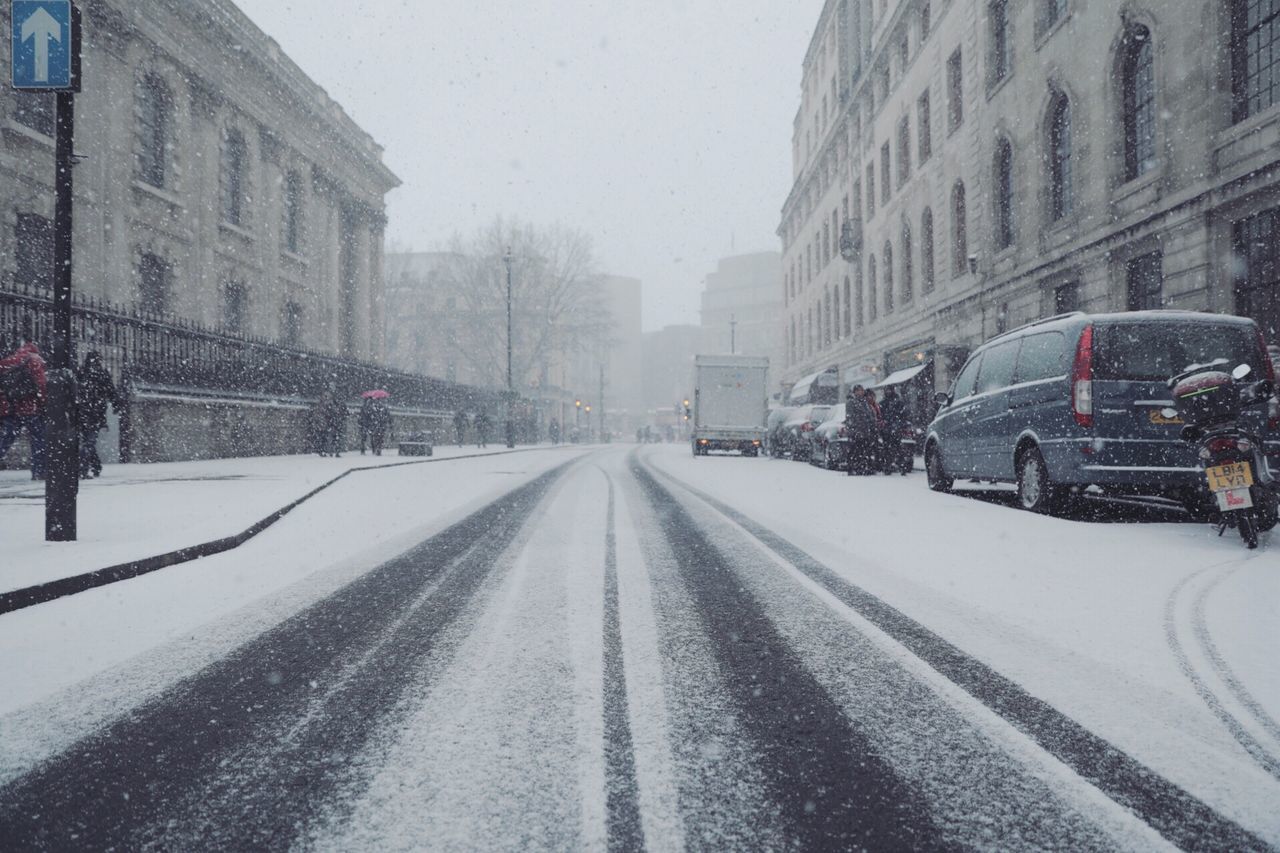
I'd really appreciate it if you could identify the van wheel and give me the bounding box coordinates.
[1016,447,1064,514]
[925,444,953,493]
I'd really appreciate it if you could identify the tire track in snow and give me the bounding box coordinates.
[0,462,572,851]
[1164,561,1280,783]
[599,469,645,851]
[647,457,1269,852]
[632,460,943,850]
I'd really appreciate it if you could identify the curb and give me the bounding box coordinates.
[0,446,566,616]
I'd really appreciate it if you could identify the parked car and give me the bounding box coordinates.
[924,310,1278,514]
[809,404,848,469]
[766,405,798,458]
[781,404,834,462]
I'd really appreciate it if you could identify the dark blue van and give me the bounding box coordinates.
[924,311,1278,513]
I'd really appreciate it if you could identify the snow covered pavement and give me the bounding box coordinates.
[0,444,1277,849]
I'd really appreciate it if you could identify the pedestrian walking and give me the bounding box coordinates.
[317,389,346,457]
[878,386,908,475]
[548,417,561,445]
[454,410,468,447]
[76,351,118,478]
[843,385,877,476]
[474,411,491,448]
[358,397,373,455]
[364,396,392,455]
[0,336,48,479]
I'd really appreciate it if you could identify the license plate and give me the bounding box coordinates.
[1149,409,1182,425]
[1215,487,1254,511]
[1205,461,1254,492]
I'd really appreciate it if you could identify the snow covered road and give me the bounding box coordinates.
[0,445,1276,849]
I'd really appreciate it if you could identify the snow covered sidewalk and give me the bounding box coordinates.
[0,445,565,596]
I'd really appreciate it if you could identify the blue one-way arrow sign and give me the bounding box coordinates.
[11,0,72,90]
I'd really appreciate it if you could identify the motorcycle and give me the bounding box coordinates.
[1165,363,1278,549]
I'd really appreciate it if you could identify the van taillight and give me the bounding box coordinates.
[1072,324,1094,428]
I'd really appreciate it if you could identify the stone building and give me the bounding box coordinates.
[700,251,784,375]
[780,0,1280,399]
[1,0,399,361]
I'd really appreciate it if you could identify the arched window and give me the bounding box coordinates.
[921,208,935,293]
[789,317,796,364]
[868,255,878,322]
[824,288,832,346]
[883,241,895,314]
[137,74,170,188]
[1122,25,1155,180]
[951,181,968,277]
[283,170,304,255]
[854,263,864,328]
[842,276,852,336]
[816,300,824,351]
[1048,93,1072,221]
[221,128,247,226]
[807,308,814,356]
[994,137,1014,249]
[901,221,913,302]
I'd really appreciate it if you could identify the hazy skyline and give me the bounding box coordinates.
[232,0,822,331]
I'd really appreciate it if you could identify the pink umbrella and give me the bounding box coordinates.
[362,389,390,399]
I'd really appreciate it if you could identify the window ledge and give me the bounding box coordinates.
[1111,162,1163,204]
[281,249,307,265]
[1034,11,1072,50]
[131,179,183,209]
[985,72,1013,102]
[219,221,255,242]
[2,118,54,147]
[1213,104,1280,153]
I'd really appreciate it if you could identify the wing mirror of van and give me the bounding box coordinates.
[934,391,951,407]
[1232,363,1252,380]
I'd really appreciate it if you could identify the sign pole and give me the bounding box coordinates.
[44,85,76,540]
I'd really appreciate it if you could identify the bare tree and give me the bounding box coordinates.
[439,218,613,391]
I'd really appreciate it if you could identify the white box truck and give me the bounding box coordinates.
[691,355,769,457]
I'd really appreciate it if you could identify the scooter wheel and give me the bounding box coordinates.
[1240,513,1259,549]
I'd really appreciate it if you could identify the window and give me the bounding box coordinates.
[921,2,932,39]
[282,301,303,348]
[951,181,968,277]
[221,129,247,226]
[883,241,895,314]
[283,171,303,255]
[868,255,878,321]
[13,91,54,136]
[855,262,865,327]
[224,280,248,333]
[901,221,913,303]
[866,164,876,218]
[1045,0,1067,30]
[994,137,1014,249]
[833,285,841,341]
[921,208,936,293]
[899,33,910,71]
[897,117,911,186]
[823,221,831,265]
[989,0,1011,85]
[1125,251,1163,311]
[1014,333,1069,382]
[14,214,53,291]
[824,288,832,346]
[880,142,891,203]
[842,277,852,336]
[852,178,862,221]
[137,74,170,188]
[1048,93,1073,221]
[1233,0,1280,121]
[951,353,984,399]
[817,300,824,350]
[976,340,1019,394]
[1122,26,1156,180]
[947,49,964,132]
[139,253,170,315]
[1233,206,1280,340]
[917,89,932,162]
[1054,281,1080,313]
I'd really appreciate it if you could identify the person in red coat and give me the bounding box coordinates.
[0,338,48,479]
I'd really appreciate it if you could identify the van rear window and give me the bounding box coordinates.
[1093,322,1260,381]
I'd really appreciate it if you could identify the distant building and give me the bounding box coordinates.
[642,323,701,413]
[0,0,399,361]
[780,0,1280,400]
[700,251,784,386]
[596,275,644,424]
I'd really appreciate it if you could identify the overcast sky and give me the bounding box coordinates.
[232,0,822,331]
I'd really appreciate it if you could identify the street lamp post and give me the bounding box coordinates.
[504,247,515,448]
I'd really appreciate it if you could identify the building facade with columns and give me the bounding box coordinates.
[1,0,399,361]
[781,0,1280,399]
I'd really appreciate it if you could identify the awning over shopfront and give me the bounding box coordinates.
[872,362,928,389]
[788,369,839,404]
